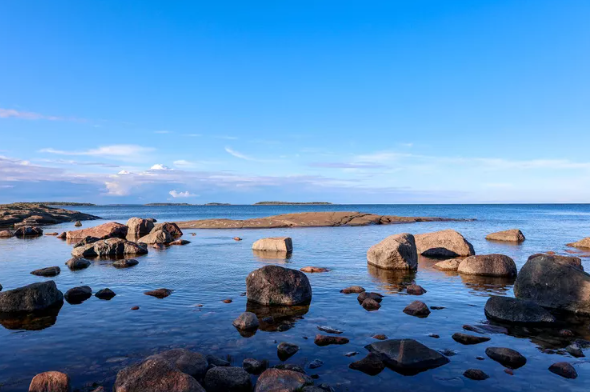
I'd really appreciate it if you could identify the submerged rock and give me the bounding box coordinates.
[458,254,517,277]
[277,342,299,361]
[486,229,525,243]
[144,288,173,299]
[113,259,139,268]
[340,286,365,294]
[434,258,462,271]
[64,286,92,304]
[232,312,259,331]
[317,325,343,334]
[567,237,590,249]
[415,230,475,258]
[403,301,431,317]
[549,362,577,379]
[31,266,61,277]
[203,366,251,392]
[484,296,555,325]
[366,233,418,270]
[406,284,427,295]
[114,357,205,392]
[314,334,349,346]
[463,369,489,380]
[485,347,527,369]
[365,339,449,375]
[0,281,63,313]
[452,333,491,345]
[349,353,385,375]
[29,371,71,392]
[170,239,190,246]
[252,237,293,253]
[255,368,313,392]
[300,266,329,273]
[246,265,312,306]
[151,349,208,381]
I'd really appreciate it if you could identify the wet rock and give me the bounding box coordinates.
[314,334,349,346]
[243,358,267,374]
[486,229,525,243]
[567,237,590,249]
[407,284,427,295]
[345,351,359,357]
[45,232,58,236]
[131,306,139,310]
[415,230,475,258]
[15,226,43,237]
[252,237,293,253]
[232,312,259,331]
[434,258,461,271]
[463,369,489,380]
[300,266,329,273]
[246,265,312,306]
[67,222,128,241]
[29,371,71,392]
[365,339,450,375]
[57,232,66,239]
[373,334,387,340]
[439,348,458,357]
[357,292,383,304]
[233,237,242,241]
[525,254,583,271]
[452,333,491,345]
[95,288,116,300]
[349,353,385,375]
[206,355,230,368]
[274,364,305,373]
[71,238,148,258]
[559,329,574,337]
[170,239,190,245]
[222,299,232,304]
[138,226,173,245]
[152,349,208,381]
[463,324,508,334]
[203,366,251,392]
[113,259,139,268]
[0,281,63,313]
[458,254,517,277]
[340,286,365,294]
[549,362,577,379]
[485,347,527,369]
[430,306,445,310]
[366,233,418,270]
[255,369,313,392]
[277,342,299,361]
[428,333,440,338]
[403,301,431,317]
[114,357,204,392]
[566,344,584,358]
[74,221,82,227]
[0,229,14,238]
[362,298,381,311]
[309,359,323,369]
[317,325,343,334]
[144,288,172,299]
[65,257,91,270]
[0,284,2,291]
[484,296,555,324]
[73,236,100,248]
[126,217,155,238]
[154,222,183,238]
[64,286,92,304]
[31,266,61,277]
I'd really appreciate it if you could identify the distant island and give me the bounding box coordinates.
[145,203,193,206]
[254,201,333,205]
[33,202,95,206]
[205,203,231,206]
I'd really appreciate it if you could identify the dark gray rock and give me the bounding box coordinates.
[365,339,449,375]
[464,369,489,380]
[64,286,92,304]
[113,259,139,268]
[349,353,385,375]
[232,312,259,331]
[95,288,116,300]
[65,257,91,270]
[31,266,61,277]
[403,301,431,317]
[277,342,299,361]
[485,347,527,369]
[549,362,577,379]
[0,281,63,313]
[203,366,251,392]
[484,296,555,325]
[242,358,267,374]
[73,236,100,248]
[206,355,230,368]
[246,265,312,306]
[151,349,208,381]
[452,333,491,345]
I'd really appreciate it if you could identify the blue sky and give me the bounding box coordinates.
[1,0,589,204]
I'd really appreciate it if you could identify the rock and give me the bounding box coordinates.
[349,353,385,375]
[0,281,63,313]
[152,349,208,381]
[357,292,383,303]
[126,217,155,237]
[31,266,61,277]
[252,237,293,253]
[345,351,358,357]
[246,265,312,306]
[203,366,251,392]
[113,259,139,268]
[14,226,43,237]
[485,347,527,369]
[154,222,183,238]
[463,369,489,380]
[71,238,148,258]
[566,344,584,357]
[484,296,555,324]
[403,301,431,317]
[243,358,267,374]
[528,253,583,271]
[452,333,491,345]
[365,339,450,375]
[458,254,517,277]
[114,357,205,392]
[67,222,127,241]
[317,325,343,334]
[222,299,232,304]
[300,266,329,273]
[45,232,58,236]
[57,232,66,239]
[463,324,508,334]
[514,254,590,315]
[407,284,427,295]
[549,362,577,379]
[314,334,349,346]
[362,298,381,311]
[434,259,461,271]
[232,312,259,331]
[131,306,139,310]
[373,334,388,340]
[96,288,116,300]
[138,226,173,244]
[567,237,590,249]
[65,257,91,270]
[340,286,365,294]
[308,359,323,369]
[170,239,190,245]
[233,237,242,241]
[73,236,100,248]
[0,284,2,291]
[0,229,14,238]
[207,355,230,367]
[277,342,299,361]
[64,286,92,304]
[559,329,574,337]
[0,203,99,227]
[367,233,418,270]
[486,229,525,243]
[29,371,71,392]
[74,221,82,227]
[415,229,475,258]
[145,288,173,298]
[255,369,313,392]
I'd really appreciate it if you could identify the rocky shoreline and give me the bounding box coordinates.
[0,203,100,228]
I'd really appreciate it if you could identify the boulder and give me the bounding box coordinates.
[14,226,43,237]
[71,238,148,258]
[277,342,299,361]
[64,286,92,304]
[486,229,525,243]
[485,347,526,369]
[154,222,183,238]
[96,288,116,300]
[434,259,461,271]
[415,230,475,258]
[457,254,517,277]
[31,266,61,277]
[514,254,590,315]
[66,222,127,241]
[151,349,208,381]
[451,333,491,345]
[232,312,259,331]
[407,284,427,295]
[203,366,251,392]
[252,237,293,253]
[29,371,71,392]
[145,288,173,299]
[73,236,100,248]
[463,369,489,380]
[74,221,82,227]
[403,301,431,317]
[362,298,381,311]
[114,357,205,392]
[484,296,555,324]
[126,217,155,238]
[300,266,329,273]
[527,253,583,271]
[0,281,63,313]
[65,257,91,270]
[367,233,418,270]
[357,292,383,304]
[57,232,66,239]
[255,369,313,392]
[246,265,312,306]
[0,229,13,238]
[365,339,449,375]
[242,358,267,374]
[567,237,590,249]
[113,259,139,268]
[138,227,173,245]
[349,353,385,375]
[314,335,349,346]
[549,362,577,379]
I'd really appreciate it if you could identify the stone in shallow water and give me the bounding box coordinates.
[452,333,491,345]
[486,229,525,243]
[64,286,92,304]
[317,325,343,334]
[485,347,527,369]
[357,292,383,304]
[151,349,208,381]
[484,296,555,325]
[243,358,267,374]
[406,284,427,295]
[366,233,418,270]
[255,369,313,392]
[434,258,461,271]
[458,254,517,277]
[277,342,299,361]
[144,288,173,299]
[65,257,91,270]
[340,286,365,294]
[365,339,450,375]
[464,369,489,380]
[252,237,293,253]
[95,288,116,300]
[349,353,385,375]
[463,324,508,334]
[29,371,71,392]
[548,362,577,379]
[300,266,329,273]
[309,359,323,369]
[30,266,61,277]
[114,357,204,392]
[403,301,431,317]
[232,312,259,331]
[246,265,312,306]
[113,259,139,268]
[203,366,251,392]
[415,229,475,258]
[314,334,349,346]
[0,281,63,313]
[362,298,381,311]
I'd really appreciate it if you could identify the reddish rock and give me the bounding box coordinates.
[126,217,155,238]
[340,286,365,294]
[114,357,204,392]
[29,371,71,392]
[255,368,313,392]
[144,288,173,299]
[403,301,431,317]
[233,237,242,241]
[66,222,127,240]
[486,229,525,243]
[131,306,140,310]
[300,266,329,273]
[362,298,381,311]
[314,334,349,346]
[154,222,183,238]
[372,334,387,340]
[407,284,427,295]
[71,238,147,258]
[486,347,527,369]
[349,353,385,375]
[452,333,491,345]
[0,230,14,238]
[549,362,577,379]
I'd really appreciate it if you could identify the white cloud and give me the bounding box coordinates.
[150,164,171,170]
[169,190,197,198]
[0,108,83,121]
[40,144,155,161]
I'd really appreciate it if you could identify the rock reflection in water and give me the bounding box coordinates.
[0,303,63,331]
[246,301,309,332]
[252,250,292,263]
[367,264,416,294]
[460,274,515,296]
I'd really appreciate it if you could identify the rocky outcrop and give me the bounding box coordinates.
[415,230,475,258]
[484,296,555,324]
[29,371,71,392]
[252,237,293,253]
[255,369,313,392]
[114,357,205,392]
[567,237,590,249]
[71,238,148,258]
[0,281,63,313]
[457,254,517,277]
[66,222,128,241]
[175,211,470,229]
[0,203,99,227]
[514,254,590,315]
[367,233,418,270]
[365,339,449,375]
[14,226,43,237]
[31,266,61,277]
[486,229,525,243]
[203,367,251,392]
[126,217,155,238]
[246,265,312,306]
[138,227,173,245]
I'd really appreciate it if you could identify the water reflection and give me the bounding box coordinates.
[252,250,292,263]
[459,274,515,296]
[245,301,309,332]
[0,304,63,331]
[367,264,416,294]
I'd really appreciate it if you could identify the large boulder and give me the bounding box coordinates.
[415,230,475,258]
[365,339,449,375]
[0,229,14,238]
[114,357,205,392]
[29,371,71,392]
[252,237,293,253]
[203,367,251,392]
[486,229,525,243]
[64,286,92,304]
[514,254,590,315]
[154,222,183,238]
[14,226,43,237]
[150,349,208,381]
[567,237,590,249]
[127,217,155,238]
[367,233,418,270]
[457,254,517,277]
[66,222,128,241]
[255,369,313,392]
[73,236,100,248]
[246,265,312,306]
[484,296,555,325]
[0,281,63,313]
[138,227,173,245]
[528,253,583,271]
[71,238,148,258]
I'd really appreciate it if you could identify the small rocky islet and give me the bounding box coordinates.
[0,210,589,390]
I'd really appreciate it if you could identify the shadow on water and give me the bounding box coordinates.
[0,303,63,331]
[245,301,309,332]
[459,274,515,296]
[367,264,417,294]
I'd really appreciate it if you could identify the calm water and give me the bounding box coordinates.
[1,204,590,391]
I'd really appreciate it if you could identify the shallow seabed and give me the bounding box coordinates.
[1,204,590,391]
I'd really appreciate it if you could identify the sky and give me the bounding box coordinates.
[0,0,589,204]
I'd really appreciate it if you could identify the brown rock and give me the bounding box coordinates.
[170,239,190,245]
[365,339,449,375]
[314,334,349,346]
[434,258,461,271]
[154,222,183,238]
[340,286,365,294]
[372,334,387,340]
[57,232,66,239]
[31,266,61,277]
[452,333,491,345]
[357,292,383,304]
[29,371,71,392]
[549,362,577,379]
[131,306,139,310]
[458,254,517,277]
[138,227,173,245]
[300,266,329,273]
[567,237,590,249]
[252,237,293,252]
[66,222,127,241]
[415,230,475,258]
[126,217,155,238]
[45,232,59,236]
[113,259,139,268]
[485,347,526,369]
[14,226,43,237]
[65,257,91,270]
[349,353,385,375]
[246,265,312,306]
[74,221,82,227]
[367,233,418,270]
[255,368,313,392]
[144,288,173,298]
[486,229,525,243]
[407,284,427,295]
[362,298,381,311]
[71,238,147,258]
[232,312,259,331]
[222,299,232,303]
[151,349,208,381]
[463,369,489,380]
[403,301,431,317]
[0,229,14,238]
[114,357,205,392]
[233,237,242,241]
